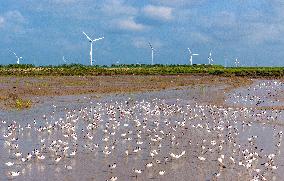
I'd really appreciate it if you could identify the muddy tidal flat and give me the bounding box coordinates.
[0,75,284,181]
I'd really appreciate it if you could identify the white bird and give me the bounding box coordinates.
[103,150,111,155]
[109,176,118,181]
[10,171,20,177]
[37,155,45,160]
[146,162,153,168]
[70,150,77,156]
[134,169,142,174]
[5,162,14,167]
[170,150,186,159]
[109,163,117,169]
[15,152,22,157]
[65,165,73,170]
[26,153,32,160]
[54,156,62,163]
[82,31,104,66]
[218,155,224,164]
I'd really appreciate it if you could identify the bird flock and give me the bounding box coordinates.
[226,80,284,107]
[0,80,284,180]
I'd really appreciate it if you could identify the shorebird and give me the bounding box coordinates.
[65,165,73,170]
[146,162,153,168]
[9,171,20,177]
[109,176,118,181]
[5,162,14,167]
[109,163,117,169]
[159,170,166,176]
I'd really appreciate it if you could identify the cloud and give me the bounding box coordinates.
[190,32,212,43]
[132,37,162,49]
[199,7,284,45]
[201,11,237,30]
[132,37,148,48]
[171,25,212,44]
[102,0,138,17]
[0,17,4,28]
[213,11,237,28]
[101,0,146,32]
[151,0,205,7]
[142,5,173,21]
[5,11,26,24]
[52,0,76,4]
[0,11,27,33]
[116,17,148,31]
[246,23,284,44]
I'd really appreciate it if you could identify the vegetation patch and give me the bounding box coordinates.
[0,64,283,77]
[15,98,32,110]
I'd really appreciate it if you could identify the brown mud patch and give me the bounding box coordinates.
[0,75,252,110]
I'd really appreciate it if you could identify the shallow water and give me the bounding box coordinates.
[225,80,284,107]
[0,80,284,181]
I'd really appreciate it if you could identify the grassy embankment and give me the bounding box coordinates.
[0,64,284,77]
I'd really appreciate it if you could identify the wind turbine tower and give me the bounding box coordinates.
[82,31,104,66]
[149,42,155,65]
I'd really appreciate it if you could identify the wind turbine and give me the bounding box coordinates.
[224,54,228,67]
[82,31,104,66]
[208,51,213,65]
[235,58,240,67]
[10,51,22,64]
[149,42,155,65]
[63,56,67,64]
[187,48,199,65]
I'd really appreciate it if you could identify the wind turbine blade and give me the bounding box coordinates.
[9,50,18,57]
[82,31,92,41]
[93,37,104,41]
[149,42,153,49]
[188,48,192,54]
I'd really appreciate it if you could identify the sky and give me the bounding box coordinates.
[0,0,284,66]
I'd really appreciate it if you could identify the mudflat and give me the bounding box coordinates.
[0,75,252,110]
